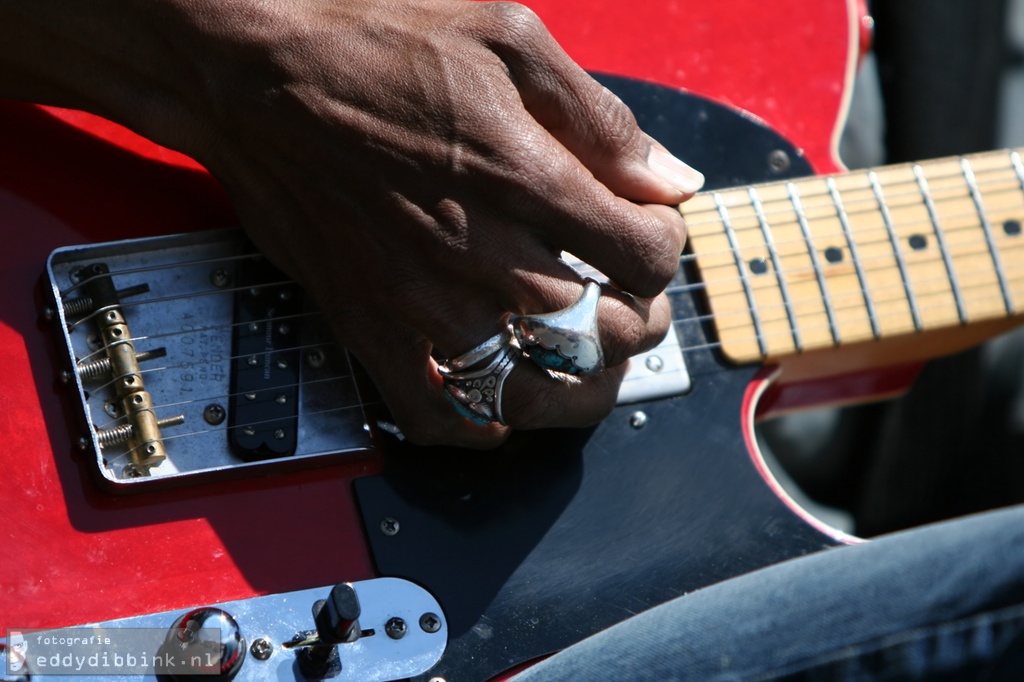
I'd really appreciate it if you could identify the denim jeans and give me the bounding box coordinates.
[510,505,1024,680]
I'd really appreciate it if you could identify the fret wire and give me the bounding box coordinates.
[714,192,768,357]
[671,241,1024,338]
[868,170,921,331]
[673,210,1024,316]
[788,181,840,345]
[749,186,801,351]
[827,176,879,339]
[913,164,967,325]
[672,265,1024,356]
[961,156,1014,315]
[681,188,1023,274]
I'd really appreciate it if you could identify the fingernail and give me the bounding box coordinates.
[648,146,705,194]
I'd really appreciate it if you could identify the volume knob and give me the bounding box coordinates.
[164,607,246,681]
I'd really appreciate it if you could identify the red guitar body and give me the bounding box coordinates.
[0,1,869,678]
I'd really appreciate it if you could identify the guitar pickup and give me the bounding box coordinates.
[229,258,303,461]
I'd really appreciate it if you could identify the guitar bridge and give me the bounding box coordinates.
[45,229,374,491]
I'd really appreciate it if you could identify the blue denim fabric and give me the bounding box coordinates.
[510,506,1024,681]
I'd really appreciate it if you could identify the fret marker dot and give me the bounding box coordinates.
[908,234,928,250]
[749,257,769,275]
[824,247,843,264]
[1004,219,1022,236]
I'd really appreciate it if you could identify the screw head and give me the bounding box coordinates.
[104,400,123,419]
[306,348,326,369]
[644,355,664,373]
[385,617,407,640]
[419,613,442,633]
[380,517,400,536]
[250,637,273,661]
[768,149,791,172]
[210,269,231,288]
[203,404,226,425]
[629,411,648,429]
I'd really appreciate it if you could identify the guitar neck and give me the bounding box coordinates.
[685,148,1024,363]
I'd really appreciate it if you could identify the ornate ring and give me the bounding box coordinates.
[446,327,512,371]
[510,279,605,376]
[439,343,520,425]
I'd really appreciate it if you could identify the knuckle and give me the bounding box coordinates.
[631,212,685,295]
[601,297,671,367]
[588,86,641,152]
[480,2,546,40]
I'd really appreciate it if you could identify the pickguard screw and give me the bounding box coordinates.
[380,517,400,536]
[645,355,664,373]
[250,637,273,661]
[104,400,123,418]
[203,403,226,425]
[210,269,231,288]
[768,149,791,172]
[385,617,408,640]
[429,677,447,682]
[420,613,442,633]
[629,411,648,430]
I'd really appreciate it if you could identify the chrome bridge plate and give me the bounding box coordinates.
[46,229,374,491]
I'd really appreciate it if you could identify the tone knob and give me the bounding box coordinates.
[164,607,246,681]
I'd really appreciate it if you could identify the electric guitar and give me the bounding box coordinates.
[3,1,1019,680]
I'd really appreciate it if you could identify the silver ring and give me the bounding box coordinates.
[439,343,519,425]
[446,327,512,371]
[510,279,604,376]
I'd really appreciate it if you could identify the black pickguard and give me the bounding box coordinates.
[355,76,829,682]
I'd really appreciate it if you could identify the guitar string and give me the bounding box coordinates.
[58,248,262,299]
[677,176,1023,275]
[102,400,378,469]
[65,274,295,335]
[74,309,322,366]
[81,334,334,402]
[80,261,1024,442]
[89,371,364,433]
[680,158,1021,229]
[78,227,1024,399]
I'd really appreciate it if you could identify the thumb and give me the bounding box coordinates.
[484,6,704,201]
